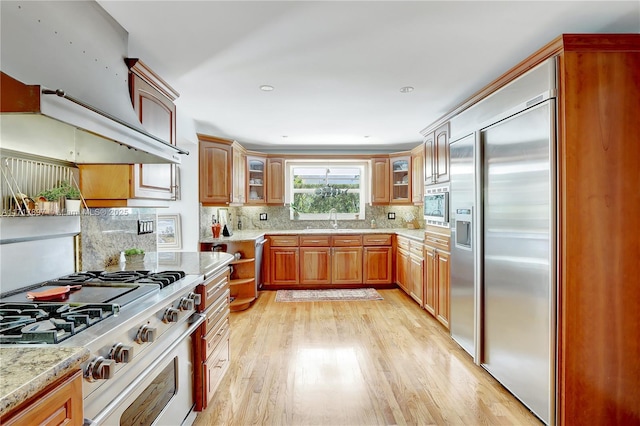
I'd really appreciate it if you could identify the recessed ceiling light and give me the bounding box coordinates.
[364,135,370,138]
[260,85,274,91]
[400,86,414,93]
[282,135,288,138]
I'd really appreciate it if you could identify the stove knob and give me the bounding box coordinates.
[84,356,115,382]
[163,307,180,323]
[178,297,195,311]
[108,343,133,363]
[188,292,202,306]
[135,324,156,343]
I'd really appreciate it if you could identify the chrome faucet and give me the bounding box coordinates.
[329,208,338,229]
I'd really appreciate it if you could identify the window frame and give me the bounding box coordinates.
[285,160,369,221]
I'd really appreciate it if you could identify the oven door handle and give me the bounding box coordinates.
[83,313,206,426]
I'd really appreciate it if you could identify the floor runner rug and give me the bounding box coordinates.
[275,288,383,302]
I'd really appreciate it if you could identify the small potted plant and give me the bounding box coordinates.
[124,248,145,263]
[59,181,82,214]
[36,186,65,215]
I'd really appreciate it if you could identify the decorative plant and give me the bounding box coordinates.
[59,181,81,200]
[36,186,65,201]
[36,180,81,201]
[124,248,145,256]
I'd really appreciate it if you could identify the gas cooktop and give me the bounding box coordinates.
[0,269,191,345]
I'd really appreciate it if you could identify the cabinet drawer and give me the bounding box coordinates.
[425,232,450,251]
[397,236,410,250]
[203,289,230,335]
[202,316,230,360]
[363,234,392,246]
[269,235,299,247]
[202,333,230,409]
[299,235,331,246]
[331,235,363,247]
[198,269,229,311]
[410,241,424,257]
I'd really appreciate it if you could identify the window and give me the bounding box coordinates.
[287,161,367,220]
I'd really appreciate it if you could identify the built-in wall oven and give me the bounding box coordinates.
[424,185,450,227]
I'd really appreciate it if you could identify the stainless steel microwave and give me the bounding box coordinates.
[424,186,449,227]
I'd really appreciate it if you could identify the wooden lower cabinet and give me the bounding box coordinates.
[331,246,363,285]
[363,246,392,284]
[300,247,332,285]
[265,233,395,287]
[424,244,450,329]
[270,248,300,285]
[0,370,83,426]
[395,247,410,294]
[409,250,424,307]
[436,250,450,328]
[194,267,230,411]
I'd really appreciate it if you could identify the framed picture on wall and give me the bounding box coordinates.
[157,214,182,250]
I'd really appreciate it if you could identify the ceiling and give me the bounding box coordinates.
[96,1,639,152]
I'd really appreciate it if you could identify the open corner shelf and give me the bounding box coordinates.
[230,296,256,312]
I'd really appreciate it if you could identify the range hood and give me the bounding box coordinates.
[0,72,187,164]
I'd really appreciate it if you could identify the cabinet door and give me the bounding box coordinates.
[411,145,424,204]
[199,141,231,205]
[332,247,363,285]
[363,246,392,284]
[409,253,424,307]
[300,247,332,285]
[434,122,450,183]
[270,248,299,285]
[266,158,285,204]
[436,250,450,328]
[247,155,266,204]
[396,248,410,293]
[232,147,246,204]
[424,132,435,185]
[371,157,390,204]
[390,156,411,204]
[129,72,176,200]
[424,246,437,315]
[1,370,83,426]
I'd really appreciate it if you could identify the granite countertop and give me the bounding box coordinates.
[0,346,90,416]
[107,251,234,277]
[201,228,428,243]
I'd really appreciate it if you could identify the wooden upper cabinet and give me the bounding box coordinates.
[199,136,232,205]
[127,59,178,200]
[231,143,246,205]
[246,155,266,204]
[79,59,179,206]
[371,157,390,204]
[266,158,285,204]
[425,122,450,186]
[390,155,411,204]
[411,144,424,204]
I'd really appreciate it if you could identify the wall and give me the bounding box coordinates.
[81,208,157,270]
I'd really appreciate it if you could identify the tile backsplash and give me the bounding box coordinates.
[81,208,157,270]
[199,205,423,239]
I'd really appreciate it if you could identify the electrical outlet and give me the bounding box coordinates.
[388,212,396,220]
[259,213,268,221]
[138,220,154,234]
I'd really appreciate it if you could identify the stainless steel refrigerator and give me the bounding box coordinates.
[449,92,556,424]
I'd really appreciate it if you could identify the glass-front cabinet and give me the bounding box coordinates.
[390,155,411,204]
[246,155,266,204]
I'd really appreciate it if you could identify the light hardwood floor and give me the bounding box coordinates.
[194,289,541,426]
